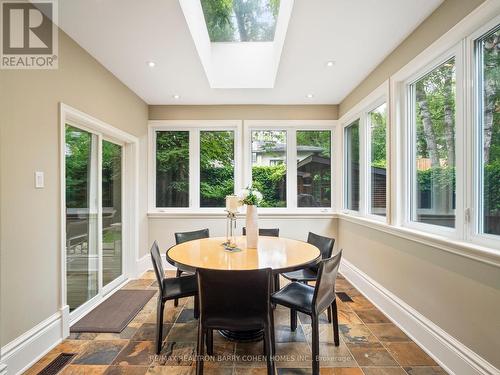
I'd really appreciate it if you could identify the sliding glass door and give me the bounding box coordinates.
[65,125,124,312]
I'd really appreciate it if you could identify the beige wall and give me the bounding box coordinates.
[338,0,485,117]
[338,220,500,368]
[0,30,148,346]
[150,105,338,120]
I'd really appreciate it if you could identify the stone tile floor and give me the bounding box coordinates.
[24,271,447,375]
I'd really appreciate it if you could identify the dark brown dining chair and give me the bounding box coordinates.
[150,241,198,354]
[271,251,342,375]
[242,227,280,237]
[280,232,335,320]
[196,268,275,375]
[173,228,209,306]
[242,227,280,291]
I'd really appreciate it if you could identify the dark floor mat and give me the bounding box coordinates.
[70,290,156,333]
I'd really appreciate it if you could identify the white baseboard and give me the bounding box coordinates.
[136,253,174,277]
[0,308,66,375]
[340,259,499,375]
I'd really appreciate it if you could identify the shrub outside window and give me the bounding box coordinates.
[296,130,331,208]
[251,130,287,208]
[369,103,387,217]
[156,131,190,208]
[200,130,235,208]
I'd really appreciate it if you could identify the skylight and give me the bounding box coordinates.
[200,0,280,42]
[180,0,293,88]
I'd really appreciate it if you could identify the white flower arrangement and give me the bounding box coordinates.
[238,186,263,206]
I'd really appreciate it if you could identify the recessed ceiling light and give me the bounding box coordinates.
[147,61,156,67]
[172,94,180,100]
[306,93,314,99]
[326,61,335,67]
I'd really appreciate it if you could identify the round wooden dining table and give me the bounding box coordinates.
[166,235,321,342]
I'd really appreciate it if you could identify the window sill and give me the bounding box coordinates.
[337,213,500,268]
[148,210,337,219]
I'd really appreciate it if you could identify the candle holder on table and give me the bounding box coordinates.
[222,195,241,251]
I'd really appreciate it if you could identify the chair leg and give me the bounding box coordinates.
[290,309,297,332]
[311,315,320,375]
[264,325,275,375]
[194,294,199,319]
[270,308,276,355]
[196,323,205,375]
[331,300,340,346]
[206,329,213,356]
[271,274,279,309]
[174,269,182,307]
[327,306,332,323]
[156,299,165,355]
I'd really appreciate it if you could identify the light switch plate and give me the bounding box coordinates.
[35,171,44,188]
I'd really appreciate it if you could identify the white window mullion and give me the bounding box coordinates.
[408,82,417,227]
[190,130,200,209]
[359,112,368,216]
[149,129,157,212]
[288,128,297,209]
[333,125,341,212]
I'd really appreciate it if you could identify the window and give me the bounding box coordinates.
[151,121,334,212]
[201,0,280,42]
[368,103,387,217]
[251,130,287,207]
[476,25,500,237]
[410,58,456,228]
[200,130,235,207]
[156,131,189,208]
[297,130,331,207]
[152,122,240,210]
[344,120,360,211]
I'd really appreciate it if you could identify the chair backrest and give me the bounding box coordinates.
[175,228,209,244]
[307,232,335,270]
[150,241,165,294]
[197,268,272,328]
[242,227,279,237]
[312,250,342,315]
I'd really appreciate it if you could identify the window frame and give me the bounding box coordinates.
[244,120,336,213]
[148,120,243,213]
[401,44,465,238]
[467,14,500,248]
[343,118,362,214]
[365,99,389,221]
[340,82,389,222]
[60,103,140,327]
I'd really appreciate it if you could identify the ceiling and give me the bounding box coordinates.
[59,0,443,105]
